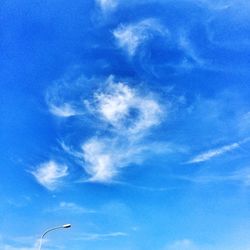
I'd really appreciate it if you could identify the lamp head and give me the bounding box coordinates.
[63,224,71,228]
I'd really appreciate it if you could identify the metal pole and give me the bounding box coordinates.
[38,224,71,250]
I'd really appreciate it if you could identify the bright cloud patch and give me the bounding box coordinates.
[113,19,167,56]
[82,139,118,182]
[31,161,68,190]
[45,76,164,183]
[82,79,164,182]
[49,103,77,117]
[90,81,163,134]
[96,0,117,12]
[82,137,146,182]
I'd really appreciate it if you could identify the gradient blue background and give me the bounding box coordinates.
[1,0,250,249]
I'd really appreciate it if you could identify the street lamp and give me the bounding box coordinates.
[38,224,71,250]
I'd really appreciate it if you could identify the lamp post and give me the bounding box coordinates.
[38,224,71,250]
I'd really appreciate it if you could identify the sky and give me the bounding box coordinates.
[1,0,250,249]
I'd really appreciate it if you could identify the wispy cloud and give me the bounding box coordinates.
[0,235,39,250]
[76,231,127,241]
[82,137,145,183]
[178,31,204,67]
[238,111,250,133]
[45,76,167,184]
[113,19,167,56]
[81,78,165,182]
[96,0,118,13]
[31,161,68,190]
[49,103,77,117]
[48,201,96,214]
[45,73,87,119]
[187,142,240,163]
[177,167,250,187]
[1,244,36,250]
[164,235,250,250]
[187,138,250,164]
[82,138,118,182]
[0,246,33,250]
[114,180,176,192]
[87,78,163,134]
[164,239,199,250]
[197,0,232,11]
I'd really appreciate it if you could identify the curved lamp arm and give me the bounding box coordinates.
[38,224,71,250]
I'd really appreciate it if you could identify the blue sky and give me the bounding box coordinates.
[1,0,250,249]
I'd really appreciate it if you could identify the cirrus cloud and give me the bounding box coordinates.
[31,161,68,190]
[86,79,163,135]
[113,18,168,56]
[44,75,167,184]
[81,78,165,182]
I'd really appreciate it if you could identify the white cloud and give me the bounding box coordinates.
[59,202,90,212]
[82,138,117,182]
[94,82,135,126]
[81,79,165,182]
[115,181,174,192]
[113,19,167,56]
[178,32,204,67]
[187,142,240,163]
[49,103,77,117]
[76,231,127,241]
[49,201,95,214]
[31,161,68,190]
[46,76,166,183]
[187,137,250,164]
[82,138,138,183]
[165,239,199,250]
[113,18,205,71]
[96,0,118,12]
[81,132,161,183]
[197,0,232,10]
[89,80,163,135]
[45,73,88,118]
[60,141,82,158]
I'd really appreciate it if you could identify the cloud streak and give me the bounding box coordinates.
[187,138,249,164]
[187,142,240,163]
[176,168,250,187]
[49,103,78,117]
[76,231,127,241]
